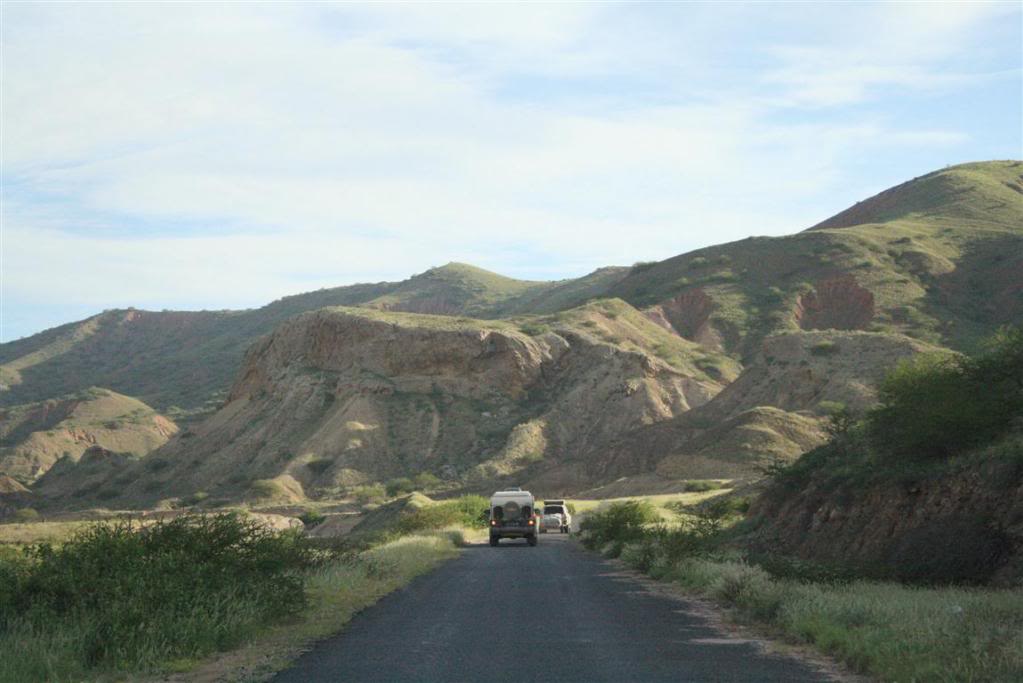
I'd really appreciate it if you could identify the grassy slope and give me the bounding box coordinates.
[607,160,1023,357]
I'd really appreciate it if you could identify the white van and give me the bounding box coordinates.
[489,489,538,546]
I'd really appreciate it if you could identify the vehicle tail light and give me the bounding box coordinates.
[490,519,497,526]
[528,518,535,526]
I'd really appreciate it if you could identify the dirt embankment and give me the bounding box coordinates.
[749,455,1023,585]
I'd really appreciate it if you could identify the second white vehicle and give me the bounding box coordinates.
[541,500,571,533]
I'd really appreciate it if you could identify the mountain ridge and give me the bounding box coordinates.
[2,160,1021,507]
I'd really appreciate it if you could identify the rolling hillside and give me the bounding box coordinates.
[2,160,1021,506]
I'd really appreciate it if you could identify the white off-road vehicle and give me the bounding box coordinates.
[540,499,571,534]
[489,489,538,546]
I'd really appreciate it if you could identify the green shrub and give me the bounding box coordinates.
[13,508,39,522]
[681,479,724,493]
[395,495,488,534]
[0,515,313,676]
[868,328,1023,460]
[656,515,723,563]
[385,478,415,497]
[352,484,386,505]
[412,472,442,491]
[299,510,327,528]
[145,458,170,472]
[816,400,847,416]
[620,541,660,572]
[579,500,659,549]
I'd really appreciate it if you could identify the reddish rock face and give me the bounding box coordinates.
[658,289,716,339]
[795,276,875,331]
[644,289,723,350]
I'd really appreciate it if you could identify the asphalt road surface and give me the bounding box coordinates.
[274,534,832,682]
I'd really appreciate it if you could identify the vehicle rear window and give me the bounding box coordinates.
[544,505,564,514]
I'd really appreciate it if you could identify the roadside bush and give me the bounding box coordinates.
[579,500,659,550]
[620,540,660,572]
[395,495,489,534]
[657,515,723,563]
[0,514,314,675]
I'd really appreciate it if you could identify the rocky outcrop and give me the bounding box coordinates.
[98,305,725,505]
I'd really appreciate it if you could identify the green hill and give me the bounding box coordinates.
[607,161,1023,357]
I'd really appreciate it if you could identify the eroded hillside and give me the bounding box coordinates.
[65,300,733,506]
[0,388,178,484]
[2,160,1021,508]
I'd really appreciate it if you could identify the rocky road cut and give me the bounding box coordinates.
[274,534,834,682]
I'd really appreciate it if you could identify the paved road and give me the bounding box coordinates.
[274,535,831,682]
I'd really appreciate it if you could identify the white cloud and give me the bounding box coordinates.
[1,1,1015,340]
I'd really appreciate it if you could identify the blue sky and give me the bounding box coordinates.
[2,1,1021,341]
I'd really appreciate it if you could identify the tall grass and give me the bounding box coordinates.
[582,501,1023,682]
[0,514,313,681]
[662,558,1023,683]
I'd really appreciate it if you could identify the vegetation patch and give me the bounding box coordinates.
[580,496,1023,682]
[0,515,312,680]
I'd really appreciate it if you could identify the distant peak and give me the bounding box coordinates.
[809,159,1023,231]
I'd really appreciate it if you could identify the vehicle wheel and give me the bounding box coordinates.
[561,526,568,534]
[527,534,538,546]
[489,536,499,547]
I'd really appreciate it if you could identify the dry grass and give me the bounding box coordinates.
[0,520,94,546]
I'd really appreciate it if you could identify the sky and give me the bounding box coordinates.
[1,1,1021,342]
